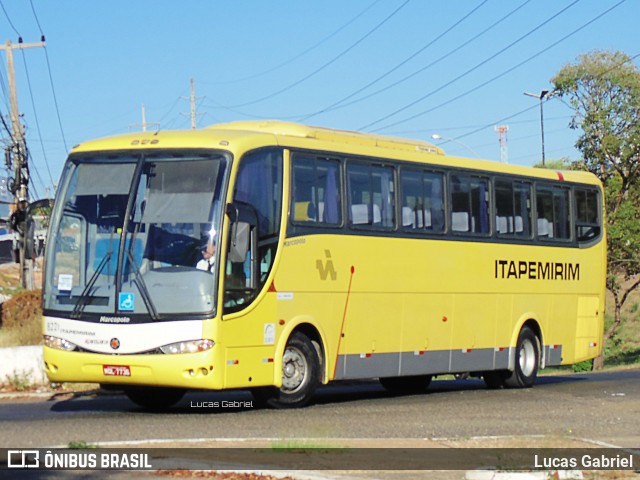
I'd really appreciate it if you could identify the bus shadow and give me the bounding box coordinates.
[49,374,589,414]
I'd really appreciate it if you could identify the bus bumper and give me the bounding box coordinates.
[43,346,222,390]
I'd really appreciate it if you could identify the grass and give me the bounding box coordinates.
[67,440,97,449]
[4,369,34,391]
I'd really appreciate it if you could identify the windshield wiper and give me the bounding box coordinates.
[70,251,111,319]
[125,249,159,321]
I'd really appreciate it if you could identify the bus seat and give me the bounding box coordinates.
[317,202,325,222]
[497,216,508,234]
[537,218,549,237]
[402,206,414,228]
[351,204,369,224]
[452,212,469,232]
[423,209,432,227]
[514,216,524,233]
[372,204,382,224]
[294,202,310,221]
[414,209,432,228]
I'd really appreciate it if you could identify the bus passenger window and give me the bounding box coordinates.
[347,163,395,229]
[495,179,532,238]
[291,156,342,225]
[450,175,490,234]
[400,169,444,233]
[535,185,571,241]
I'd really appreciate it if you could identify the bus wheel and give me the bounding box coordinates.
[504,326,540,388]
[482,370,508,389]
[253,332,320,409]
[124,386,186,410]
[379,375,432,392]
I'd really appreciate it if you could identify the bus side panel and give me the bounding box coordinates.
[449,294,497,373]
[399,293,452,375]
[338,292,402,379]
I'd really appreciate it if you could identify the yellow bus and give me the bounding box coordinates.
[43,121,606,409]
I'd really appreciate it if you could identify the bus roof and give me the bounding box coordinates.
[70,120,600,187]
[206,120,445,155]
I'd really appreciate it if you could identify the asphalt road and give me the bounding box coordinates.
[1,368,638,450]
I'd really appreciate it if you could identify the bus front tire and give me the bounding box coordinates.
[124,386,186,410]
[252,332,320,409]
[379,375,432,392]
[504,326,540,388]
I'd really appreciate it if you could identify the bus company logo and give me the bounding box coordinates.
[316,249,337,281]
[8,450,40,468]
[99,316,131,324]
[494,259,580,281]
[110,338,121,350]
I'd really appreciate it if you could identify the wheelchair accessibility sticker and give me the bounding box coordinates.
[119,292,135,311]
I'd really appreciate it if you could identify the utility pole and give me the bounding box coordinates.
[1,38,46,289]
[129,104,159,132]
[524,90,550,167]
[181,79,204,129]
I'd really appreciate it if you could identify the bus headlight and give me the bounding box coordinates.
[44,335,78,352]
[159,339,214,354]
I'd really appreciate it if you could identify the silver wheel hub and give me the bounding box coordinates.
[519,338,536,376]
[281,346,307,392]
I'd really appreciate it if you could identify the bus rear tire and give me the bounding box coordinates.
[252,332,320,409]
[124,386,186,410]
[380,375,432,392]
[504,326,540,388]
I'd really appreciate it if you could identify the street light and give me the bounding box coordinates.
[431,134,479,158]
[524,90,550,167]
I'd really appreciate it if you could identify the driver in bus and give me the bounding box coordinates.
[196,240,216,272]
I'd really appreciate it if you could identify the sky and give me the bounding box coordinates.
[0,0,638,200]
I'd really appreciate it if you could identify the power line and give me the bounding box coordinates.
[30,0,68,153]
[224,0,411,109]
[361,0,583,131]
[301,0,496,121]
[0,0,21,38]
[205,0,383,86]
[445,5,633,144]
[19,48,54,188]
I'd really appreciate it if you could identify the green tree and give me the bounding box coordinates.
[532,157,572,170]
[552,50,640,368]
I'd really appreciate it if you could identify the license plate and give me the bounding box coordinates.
[103,365,131,376]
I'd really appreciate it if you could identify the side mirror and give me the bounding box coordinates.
[229,221,250,263]
[225,202,258,264]
[24,217,35,259]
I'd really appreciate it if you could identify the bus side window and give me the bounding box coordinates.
[400,168,444,233]
[450,174,490,234]
[347,162,395,229]
[495,179,532,238]
[536,184,571,241]
[291,155,342,225]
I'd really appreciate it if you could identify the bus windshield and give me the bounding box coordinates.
[44,151,228,320]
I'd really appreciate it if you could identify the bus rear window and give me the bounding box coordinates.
[575,188,601,243]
